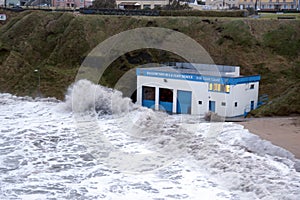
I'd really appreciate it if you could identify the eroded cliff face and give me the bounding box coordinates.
[0,10,299,116]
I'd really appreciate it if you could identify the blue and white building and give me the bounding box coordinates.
[136,63,260,117]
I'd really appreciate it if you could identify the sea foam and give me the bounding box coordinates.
[64,79,133,115]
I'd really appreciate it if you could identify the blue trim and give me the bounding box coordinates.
[226,114,245,118]
[159,101,173,113]
[177,90,192,114]
[142,100,155,109]
[136,68,260,85]
[209,101,216,112]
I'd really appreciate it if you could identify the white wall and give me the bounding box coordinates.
[226,82,259,117]
[208,91,230,116]
[137,75,259,117]
[137,76,209,115]
[116,0,169,9]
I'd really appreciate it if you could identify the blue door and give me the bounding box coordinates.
[159,88,173,113]
[209,101,215,112]
[250,101,255,110]
[142,86,155,109]
[177,90,192,114]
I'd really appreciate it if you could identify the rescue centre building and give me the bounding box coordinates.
[136,63,260,117]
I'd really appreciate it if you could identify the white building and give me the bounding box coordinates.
[136,63,260,117]
[116,0,169,9]
[205,0,239,9]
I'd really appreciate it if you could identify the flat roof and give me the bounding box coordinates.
[141,63,241,77]
[136,64,260,85]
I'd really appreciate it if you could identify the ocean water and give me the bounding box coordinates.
[0,80,299,200]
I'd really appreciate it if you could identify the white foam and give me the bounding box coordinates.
[64,79,133,115]
[0,86,300,200]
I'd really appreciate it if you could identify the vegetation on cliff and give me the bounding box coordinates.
[0,10,299,116]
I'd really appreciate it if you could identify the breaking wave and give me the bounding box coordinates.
[64,79,134,115]
[0,88,300,199]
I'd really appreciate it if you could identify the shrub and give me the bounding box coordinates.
[159,10,249,17]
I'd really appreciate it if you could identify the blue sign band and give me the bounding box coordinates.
[136,68,260,85]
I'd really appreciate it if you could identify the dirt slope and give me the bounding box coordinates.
[0,10,299,116]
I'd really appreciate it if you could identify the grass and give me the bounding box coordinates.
[0,11,299,116]
[259,12,300,20]
[263,25,300,58]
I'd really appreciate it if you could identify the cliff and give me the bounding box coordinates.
[0,10,299,116]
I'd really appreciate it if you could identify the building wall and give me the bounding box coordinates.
[137,76,209,115]
[137,75,260,117]
[52,0,88,8]
[4,0,20,6]
[238,0,297,10]
[116,0,169,9]
[226,82,259,117]
[205,0,240,9]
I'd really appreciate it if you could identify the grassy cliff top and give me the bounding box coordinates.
[0,10,299,116]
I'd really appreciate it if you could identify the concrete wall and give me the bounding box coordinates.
[137,75,259,117]
[227,82,259,117]
[238,0,297,9]
[4,0,20,6]
[137,76,209,115]
[205,0,239,9]
[52,0,85,8]
[116,0,169,9]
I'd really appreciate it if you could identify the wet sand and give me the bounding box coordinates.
[237,117,300,159]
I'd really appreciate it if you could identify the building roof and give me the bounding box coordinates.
[136,63,260,85]
[119,2,139,5]
[140,63,241,77]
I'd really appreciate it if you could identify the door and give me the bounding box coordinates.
[250,101,255,111]
[209,101,215,112]
[177,90,192,114]
[142,86,155,109]
[159,88,173,113]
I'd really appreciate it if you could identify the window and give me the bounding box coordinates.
[143,4,151,9]
[250,84,254,89]
[220,84,225,92]
[198,101,202,105]
[235,102,238,107]
[209,83,230,93]
[213,83,220,91]
[159,88,173,103]
[221,102,226,106]
[225,85,230,93]
[142,86,155,100]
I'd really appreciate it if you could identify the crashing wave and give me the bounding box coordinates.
[64,79,134,115]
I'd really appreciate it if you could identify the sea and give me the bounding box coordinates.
[0,80,299,200]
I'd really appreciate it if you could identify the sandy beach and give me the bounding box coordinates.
[237,117,300,159]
